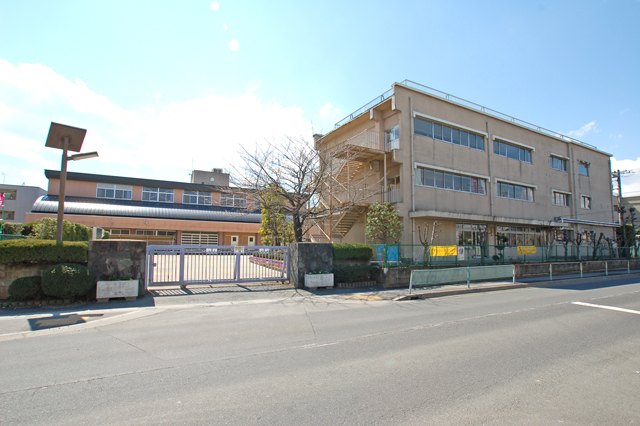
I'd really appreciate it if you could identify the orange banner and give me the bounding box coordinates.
[517,246,537,255]
[430,245,458,257]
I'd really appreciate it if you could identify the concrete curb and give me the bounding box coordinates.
[393,272,640,301]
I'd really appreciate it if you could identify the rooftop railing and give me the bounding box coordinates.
[334,79,598,150]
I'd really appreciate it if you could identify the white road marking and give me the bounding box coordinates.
[572,301,640,315]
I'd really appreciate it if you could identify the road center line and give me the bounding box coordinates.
[572,301,640,315]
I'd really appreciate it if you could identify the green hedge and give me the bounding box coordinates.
[41,263,94,299]
[8,276,43,300]
[333,265,376,283]
[0,239,88,265]
[32,218,92,241]
[332,243,373,262]
[1,222,24,235]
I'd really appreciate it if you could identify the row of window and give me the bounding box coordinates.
[96,183,246,207]
[496,182,534,202]
[493,140,532,163]
[416,167,486,194]
[395,120,592,176]
[550,156,590,176]
[414,118,486,151]
[110,229,176,236]
[416,167,592,208]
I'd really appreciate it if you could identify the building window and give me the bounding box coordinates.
[135,230,176,236]
[550,156,568,172]
[109,229,130,235]
[142,187,174,203]
[553,191,571,206]
[581,195,592,209]
[416,167,486,195]
[385,125,399,150]
[497,226,545,246]
[414,117,485,151]
[496,181,534,202]
[493,140,532,163]
[456,223,488,245]
[0,189,17,200]
[1,210,15,220]
[578,162,589,176]
[183,190,212,205]
[97,183,132,200]
[220,193,247,208]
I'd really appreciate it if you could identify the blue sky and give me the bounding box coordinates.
[1,0,639,194]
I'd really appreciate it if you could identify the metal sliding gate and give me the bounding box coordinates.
[146,245,289,287]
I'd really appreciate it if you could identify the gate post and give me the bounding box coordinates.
[179,246,185,284]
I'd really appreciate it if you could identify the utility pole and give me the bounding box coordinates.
[612,169,634,218]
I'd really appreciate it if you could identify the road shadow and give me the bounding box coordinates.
[530,272,640,291]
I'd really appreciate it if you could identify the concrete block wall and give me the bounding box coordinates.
[0,263,56,299]
[289,243,333,288]
[88,240,147,297]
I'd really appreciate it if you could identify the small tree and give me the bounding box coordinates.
[590,232,606,260]
[492,233,509,264]
[365,202,403,244]
[558,229,574,260]
[235,136,330,242]
[418,220,440,266]
[259,186,294,246]
[32,218,91,241]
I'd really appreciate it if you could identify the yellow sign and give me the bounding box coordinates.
[430,245,458,257]
[517,246,537,255]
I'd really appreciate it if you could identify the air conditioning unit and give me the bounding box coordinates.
[369,160,380,171]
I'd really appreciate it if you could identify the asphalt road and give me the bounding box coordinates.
[1,277,640,425]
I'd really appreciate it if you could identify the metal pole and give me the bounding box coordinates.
[605,261,608,276]
[512,265,515,284]
[628,260,630,275]
[0,192,4,238]
[467,267,470,289]
[409,270,413,295]
[56,137,69,243]
[580,262,583,278]
[550,263,553,281]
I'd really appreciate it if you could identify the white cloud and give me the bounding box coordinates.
[568,121,597,138]
[210,1,219,11]
[319,102,333,118]
[611,157,640,197]
[0,58,312,189]
[229,40,239,51]
[223,23,228,30]
[609,134,623,140]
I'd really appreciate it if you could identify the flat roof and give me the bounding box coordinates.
[44,170,232,192]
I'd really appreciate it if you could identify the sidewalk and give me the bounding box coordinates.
[1,270,639,339]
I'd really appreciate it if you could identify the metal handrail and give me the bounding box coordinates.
[335,89,393,128]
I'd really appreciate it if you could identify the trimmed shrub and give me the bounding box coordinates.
[333,265,376,283]
[8,276,43,300]
[333,243,373,262]
[32,218,91,241]
[1,222,24,235]
[22,222,37,236]
[0,239,88,265]
[41,263,94,299]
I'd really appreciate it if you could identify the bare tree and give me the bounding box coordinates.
[234,136,330,243]
[418,220,441,265]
